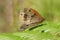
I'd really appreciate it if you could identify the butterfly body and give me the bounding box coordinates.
[18,8,44,31]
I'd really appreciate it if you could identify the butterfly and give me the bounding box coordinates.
[18,8,44,32]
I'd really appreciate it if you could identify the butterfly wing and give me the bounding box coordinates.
[29,8,44,24]
[18,8,44,32]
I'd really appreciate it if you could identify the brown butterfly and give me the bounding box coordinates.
[18,8,44,32]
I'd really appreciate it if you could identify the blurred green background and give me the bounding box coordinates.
[0,0,60,40]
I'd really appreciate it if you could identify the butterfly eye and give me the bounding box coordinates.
[24,14,28,21]
[26,25,29,26]
[29,9,31,12]
[31,13,36,17]
[24,14,27,18]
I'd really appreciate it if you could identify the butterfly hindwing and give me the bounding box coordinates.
[18,8,44,32]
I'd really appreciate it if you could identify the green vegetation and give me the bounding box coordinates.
[0,0,60,40]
